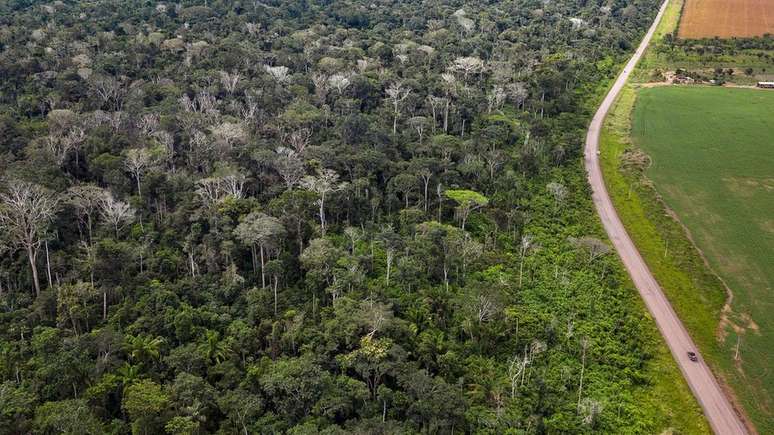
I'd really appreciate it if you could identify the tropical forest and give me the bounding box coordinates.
[0,0,702,433]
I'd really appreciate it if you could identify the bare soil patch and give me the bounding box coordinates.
[678,0,774,38]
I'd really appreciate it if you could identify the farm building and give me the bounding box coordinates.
[757,82,774,89]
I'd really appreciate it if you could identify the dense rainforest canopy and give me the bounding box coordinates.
[0,0,668,433]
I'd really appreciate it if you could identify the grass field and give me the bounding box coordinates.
[631,86,774,431]
[678,0,774,38]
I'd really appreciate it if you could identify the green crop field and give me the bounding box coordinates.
[631,86,774,427]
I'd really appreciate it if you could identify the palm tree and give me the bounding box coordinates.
[116,362,141,386]
[126,335,164,367]
[203,330,231,364]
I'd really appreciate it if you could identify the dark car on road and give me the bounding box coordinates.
[687,351,698,362]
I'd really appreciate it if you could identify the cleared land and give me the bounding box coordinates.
[678,0,774,38]
[631,86,774,430]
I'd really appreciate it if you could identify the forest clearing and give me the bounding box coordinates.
[631,86,774,431]
[599,0,772,431]
[678,0,774,38]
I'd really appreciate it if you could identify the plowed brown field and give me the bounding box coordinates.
[678,0,774,38]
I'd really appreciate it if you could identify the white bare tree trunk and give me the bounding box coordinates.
[45,240,52,289]
[27,246,40,296]
[260,245,266,289]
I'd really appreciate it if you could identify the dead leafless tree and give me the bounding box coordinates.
[385,82,411,135]
[195,174,247,206]
[220,70,242,94]
[99,193,135,238]
[0,181,59,296]
[124,148,153,199]
[300,168,348,236]
[273,150,305,191]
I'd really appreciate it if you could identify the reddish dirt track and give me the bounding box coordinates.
[585,1,750,434]
[678,0,774,38]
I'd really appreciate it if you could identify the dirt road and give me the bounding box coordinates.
[583,2,749,434]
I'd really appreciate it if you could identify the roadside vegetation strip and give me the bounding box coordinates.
[599,82,727,385]
[678,0,774,39]
[632,86,774,430]
[632,0,684,82]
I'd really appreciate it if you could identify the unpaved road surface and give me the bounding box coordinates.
[583,1,749,434]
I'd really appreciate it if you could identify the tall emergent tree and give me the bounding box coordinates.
[0,181,58,296]
[444,189,488,231]
[234,211,286,289]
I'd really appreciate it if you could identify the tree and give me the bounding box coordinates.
[343,226,362,256]
[377,225,402,286]
[339,335,398,400]
[211,122,246,151]
[300,238,343,292]
[458,283,501,340]
[416,167,433,212]
[385,82,411,135]
[165,416,198,435]
[269,189,316,254]
[452,56,484,82]
[441,73,458,133]
[487,86,507,113]
[547,181,568,209]
[33,399,103,434]
[444,189,488,230]
[415,221,467,289]
[264,259,285,316]
[126,335,165,367]
[234,211,285,289]
[427,96,447,133]
[571,236,611,264]
[99,193,135,238]
[0,382,36,433]
[259,356,329,420]
[0,181,58,296]
[286,128,311,155]
[67,184,107,243]
[56,281,96,335]
[329,73,352,95]
[219,70,241,94]
[124,148,153,199]
[89,74,125,110]
[273,150,305,191]
[195,174,247,206]
[264,64,291,84]
[202,330,231,364]
[408,116,428,144]
[518,234,536,287]
[123,379,170,435]
[300,168,348,236]
[577,336,591,413]
[217,389,262,435]
[484,149,507,181]
[389,173,417,209]
[312,72,330,103]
